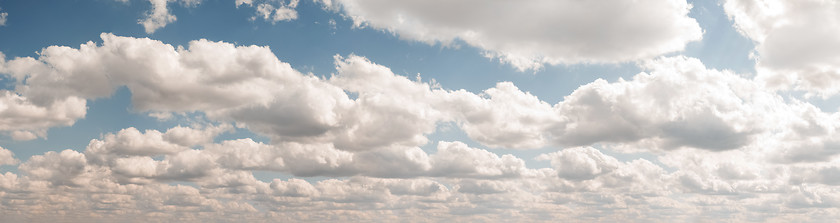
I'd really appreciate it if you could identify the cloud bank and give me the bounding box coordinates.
[2,33,840,221]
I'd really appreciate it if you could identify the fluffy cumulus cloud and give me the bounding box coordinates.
[724,0,840,97]
[0,90,86,140]
[0,34,341,141]
[4,34,840,221]
[0,147,17,166]
[550,56,776,151]
[316,0,703,70]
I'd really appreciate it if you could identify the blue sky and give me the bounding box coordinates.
[1,0,840,222]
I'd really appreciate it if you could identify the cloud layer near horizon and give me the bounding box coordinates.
[1,31,840,222]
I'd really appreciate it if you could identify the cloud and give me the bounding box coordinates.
[328,55,446,150]
[316,0,702,70]
[448,82,558,149]
[0,34,436,147]
[429,141,530,178]
[0,8,7,26]
[85,125,229,163]
[5,3,840,221]
[5,34,840,221]
[0,34,348,142]
[205,138,530,179]
[252,1,299,23]
[136,0,202,33]
[3,121,840,221]
[72,122,530,180]
[3,34,836,155]
[139,0,178,33]
[134,0,299,33]
[18,150,89,187]
[0,91,86,140]
[0,147,18,166]
[449,56,794,152]
[537,147,620,180]
[724,0,840,97]
[551,56,770,151]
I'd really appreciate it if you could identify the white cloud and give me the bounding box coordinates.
[253,2,298,23]
[429,141,530,178]
[316,0,702,70]
[235,0,252,7]
[138,0,201,33]
[537,147,620,180]
[74,120,537,180]
[205,137,528,179]
[18,150,89,186]
[439,55,798,152]
[5,33,840,221]
[551,56,770,151]
[82,125,233,183]
[136,0,299,33]
[4,34,836,155]
[2,121,840,221]
[0,8,7,26]
[0,91,86,140]
[1,34,351,142]
[725,0,840,97]
[88,127,191,156]
[205,138,286,171]
[328,55,446,150]
[0,146,17,166]
[448,82,558,149]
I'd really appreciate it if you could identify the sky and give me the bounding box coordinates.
[0,0,840,222]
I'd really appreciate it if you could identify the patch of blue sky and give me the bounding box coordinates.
[684,0,756,75]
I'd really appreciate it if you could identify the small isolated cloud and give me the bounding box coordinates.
[138,0,203,33]
[139,0,176,33]
[251,0,299,23]
[0,8,7,26]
